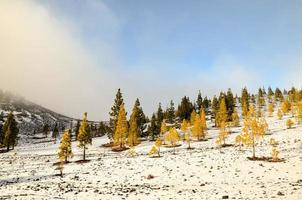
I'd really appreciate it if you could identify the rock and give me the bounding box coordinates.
[277,191,284,196]
[222,195,229,199]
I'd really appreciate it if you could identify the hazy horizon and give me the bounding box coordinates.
[1,0,302,120]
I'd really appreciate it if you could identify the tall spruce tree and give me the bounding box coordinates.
[274,88,283,101]
[241,87,249,117]
[52,123,59,143]
[166,100,176,124]
[134,98,147,137]
[2,112,19,152]
[148,114,159,141]
[74,120,80,140]
[108,88,124,140]
[212,95,219,125]
[177,96,194,121]
[226,88,235,120]
[196,91,203,112]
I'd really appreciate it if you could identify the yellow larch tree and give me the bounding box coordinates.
[281,99,291,115]
[190,110,197,126]
[114,103,128,149]
[216,98,227,127]
[127,104,139,147]
[286,118,294,129]
[240,107,268,159]
[58,129,72,163]
[231,109,240,127]
[216,121,229,147]
[160,120,168,144]
[192,114,202,140]
[166,127,180,154]
[296,101,302,124]
[269,138,280,161]
[181,119,191,149]
[77,112,92,161]
[277,109,283,120]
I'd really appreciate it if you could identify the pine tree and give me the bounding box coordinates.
[268,86,274,102]
[196,91,203,112]
[74,120,80,140]
[58,129,72,162]
[2,112,19,152]
[134,98,147,137]
[212,95,219,125]
[203,96,210,112]
[241,87,249,116]
[226,88,235,120]
[166,100,176,124]
[77,112,92,161]
[275,88,283,101]
[97,121,107,136]
[52,123,59,143]
[177,96,194,121]
[43,123,50,138]
[128,103,139,147]
[108,88,124,140]
[114,103,128,148]
[148,114,159,141]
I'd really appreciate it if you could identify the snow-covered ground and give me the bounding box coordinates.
[0,114,302,199]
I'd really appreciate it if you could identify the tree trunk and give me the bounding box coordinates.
[83,146,86,161]
[252,138,255,158]
[6,144,9,152]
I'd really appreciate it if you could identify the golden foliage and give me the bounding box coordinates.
[58,129,72,162]
[114,103,128,148]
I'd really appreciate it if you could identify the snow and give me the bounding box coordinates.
[0,112,302,199]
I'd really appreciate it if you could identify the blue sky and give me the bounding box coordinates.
[1,0,302,119]
[39,0,302,86]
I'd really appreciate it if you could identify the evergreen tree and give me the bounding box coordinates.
[226,88,235,120]
[97,121,107,136]
[134,98,147,137]
[148,114,159,141]
[203,96,210,112]
[128,103,139,147]
[241,87,249,117]
[177,96,194,121]
[268,86,274,102]
[2,112,19,152]
[108,88,124,140]
[166,100,176,124]
[52,123,59,143]
[74,120,80,140]
[43,123,50,138]
[212,95,219,125]
[58,129,72,162]
[77,112,92,161]
[196,91,203,112]
[274,88,283,101]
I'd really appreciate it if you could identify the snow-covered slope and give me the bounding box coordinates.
[0,110,301,199]
[0,91,73,142]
